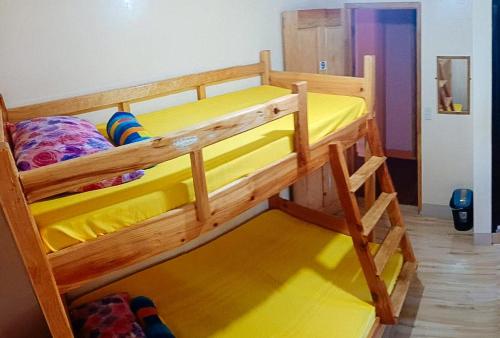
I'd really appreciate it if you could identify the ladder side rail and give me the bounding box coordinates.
[329,142,396,324]
[366,119,416,263]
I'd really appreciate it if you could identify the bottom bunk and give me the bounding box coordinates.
[72,209,403,338]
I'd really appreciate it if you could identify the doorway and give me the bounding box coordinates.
[346,3,421,208]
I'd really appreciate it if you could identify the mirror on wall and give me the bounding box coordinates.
[437,56,471,114]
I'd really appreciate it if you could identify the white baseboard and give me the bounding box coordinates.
[421,203,452,220]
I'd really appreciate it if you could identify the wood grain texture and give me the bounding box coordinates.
[329,142,396,324]
[196,85,207,100]
[381,206,499,338]
[349,155,386,192]
[271,57,374,106]
[291,81,310,167]
[390,261,417,317]
[366,119,416,264]
[363,55,376,117]
[362,192,397,236]
[117,101,131,112]
[20,94,299,202]
[270,196,350,236]
[7,62,266,121]
[48,115,370,291]
[0,95,7,142]
[374,226,405,276]
[0,143,73,338]
[292,168,324,209]
[281,22,375,213]
[260,50,271,85]
[282,11,299,72]
[282,9,345,75]
[270,70,367,99]
[296,9,342,29]
[190,150,210,222]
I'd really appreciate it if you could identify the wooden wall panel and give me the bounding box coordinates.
[283,9,346,212]
[296,28,320,73]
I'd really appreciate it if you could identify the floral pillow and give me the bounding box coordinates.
[8,116,144,193]
[70,293,146,338]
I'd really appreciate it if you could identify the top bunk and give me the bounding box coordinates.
[0,50,421,338]
[0,51,376,293]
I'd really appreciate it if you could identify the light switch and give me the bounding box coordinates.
[424,107,432,120]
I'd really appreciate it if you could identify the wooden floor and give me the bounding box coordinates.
[380,206,499,338]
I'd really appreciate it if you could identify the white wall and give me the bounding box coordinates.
[328,0,475,212]
[0,0,325,334]
[0,0,324,108]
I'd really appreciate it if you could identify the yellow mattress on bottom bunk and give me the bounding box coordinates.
[74,210,403,338]
[31,85,367,252]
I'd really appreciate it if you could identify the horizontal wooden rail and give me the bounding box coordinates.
[49,114,370,292]
[361,192,397,236]
[270,55,375,116]
[349,156,386,192]
[7,62,266,122]
[270,71,367,99]
[20,94,300,202]
[269,195,350,236]
[271,71,367,98]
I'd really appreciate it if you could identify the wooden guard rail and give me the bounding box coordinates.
[20,85,308,211]
[7,62,268,122]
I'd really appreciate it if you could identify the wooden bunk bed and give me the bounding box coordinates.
[0,51,416,337]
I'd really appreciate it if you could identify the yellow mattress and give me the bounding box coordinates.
[74,210,403,338]
[31,85,366,252]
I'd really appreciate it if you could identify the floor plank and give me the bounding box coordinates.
[380,206,499,338]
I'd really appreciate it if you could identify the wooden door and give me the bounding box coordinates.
[283,9,347,76]
[283,9,348,212]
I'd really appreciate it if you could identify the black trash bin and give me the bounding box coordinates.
[449,189,473,231]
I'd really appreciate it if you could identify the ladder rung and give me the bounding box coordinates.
[374,226,405,275]
[361,192,397,236]
[349,156,386,192]
[390,261,417,317]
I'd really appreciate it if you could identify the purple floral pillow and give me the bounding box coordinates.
[70,293,146,338]
[8,116,144,193]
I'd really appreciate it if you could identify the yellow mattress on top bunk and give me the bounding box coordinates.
[74,210,403,338]
[31,85,367,252]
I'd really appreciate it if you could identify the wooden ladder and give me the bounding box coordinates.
[329,118,417,324]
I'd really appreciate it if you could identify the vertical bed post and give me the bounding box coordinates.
[196,85,207,100]
[190,150,210,222]
[0,94,7,143]
[118,101,131,112]
[363,55,377,210]
[291,81,310,168]
[260,50,271,85]
[0,143,73,337]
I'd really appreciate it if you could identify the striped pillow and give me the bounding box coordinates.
[107,112,152,146]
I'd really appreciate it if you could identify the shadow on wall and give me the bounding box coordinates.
[0,209,50,338]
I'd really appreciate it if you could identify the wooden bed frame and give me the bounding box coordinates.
[0,50,411,338]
